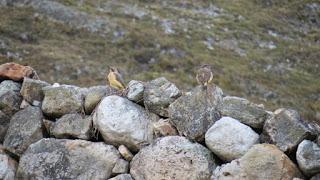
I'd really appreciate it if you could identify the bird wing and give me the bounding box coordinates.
[115,72,125,87]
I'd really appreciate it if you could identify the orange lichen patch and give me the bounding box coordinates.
[0,62,38,81]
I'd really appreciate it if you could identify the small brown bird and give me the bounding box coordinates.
[196,64,213,88]
[107,66,126,90]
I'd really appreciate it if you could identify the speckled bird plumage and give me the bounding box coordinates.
[196,64,213,87]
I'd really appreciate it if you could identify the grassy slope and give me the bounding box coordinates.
[0,0,319,122]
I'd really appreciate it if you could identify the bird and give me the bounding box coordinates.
[107,66,126,90]
[196,64,213,88]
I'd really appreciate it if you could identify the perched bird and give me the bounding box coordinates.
[196,64,213,88]
[107,66,126,90]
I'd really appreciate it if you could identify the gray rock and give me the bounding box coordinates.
[0,149,18,180]
[168,85,223,141]
[130,136,217,180]
[0,110,10,143]
[144,77,181,117]
[153,119,178,137]
[0,80,21,97]
[84,85,116,114]
[16,138,120,179]
[43,119,54,135]
[20,77,50,104]
[112,159,129,175]
[205,117,259,161]
[3,106,44,156]
[261,108,311,152]
[0,91,22,116]
[118,145,133,161]
[296,140,320,176]
[311,174,320,180]
[211,144,304,180]
[108,174,133,180]
[127,80,144,103]
[93,95,157,152]
[221,96,269,128]
[42,85,84,118]
[51,113,92,140]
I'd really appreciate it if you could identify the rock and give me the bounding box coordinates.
[211,144,304,180]
[109,174,133,180]
[112,159,129,175]
[0,110,10,143]
[43,119,54,135]
[0,62,38,81]
[0,91,22,116]
[93,95,157,152]
[0,149,18,180]
[16,138,120,179]
[0,80,22,116]
[3,106,44,156]
[42,85,84,118]
[261,108,311,152]
[130,136,217,180]
[51,113,92,140]
[20,77,50,104]
[84,85,116,114]
[168,85,223,141]
[311,174,320,180]
[205,117,259,161]
[221,96,269,129]
[153,119,178,137]
[127,80,144,103]
[144,77,181,117]
[0,80,21,97]
[296,140,320,176]
[118,145,133,161]
[19,99,30,109]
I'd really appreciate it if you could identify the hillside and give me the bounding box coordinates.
[0,0,319,122]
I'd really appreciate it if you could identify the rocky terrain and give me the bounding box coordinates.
[0,63,319,180]
[0,0,319,123]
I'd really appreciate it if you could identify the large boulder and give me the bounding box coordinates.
[221,96,269,129]
[169,85,223,141]
[205,117,259,161]
[84,85,116,114]
[93,95,157,152]
[261,108,311,152]
[20,77,50,104]
[211,144,304,180]
[296,140,320,177]
[130,136,217,180]
[0,62,38,81]
[0,147,18,180]
[51,113,92,140]
[144,77,181,117]
[16,139,120,179]
[127,80,145,103]
[42,85,84,118]
[3,106,44,156]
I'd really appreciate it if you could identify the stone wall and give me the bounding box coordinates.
[0,63,319,180]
